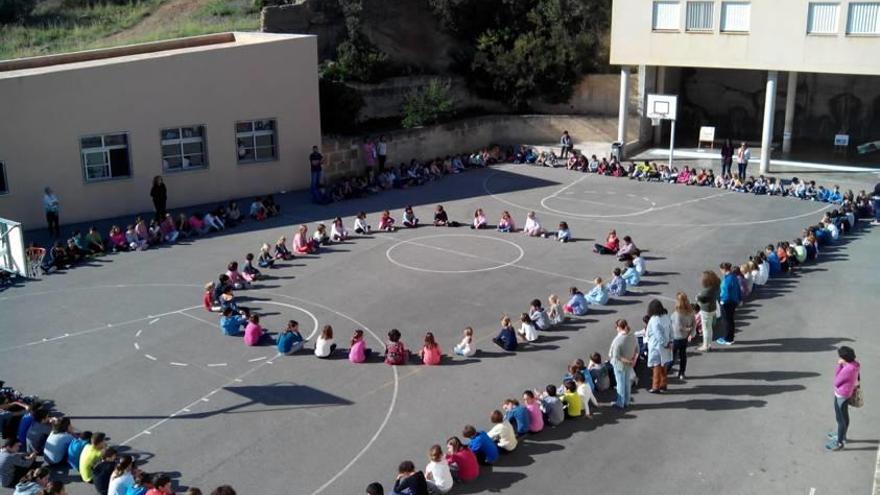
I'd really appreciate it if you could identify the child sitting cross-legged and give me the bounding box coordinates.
[585,277,610,305]
[379,210,396,232]
[493,317,518,351]
[385,329,410,365]
[471,209,487,229]
[556,222,571,243]
[516,313,539,343]
[242,254,261,282]
[487,410,517,452]
[547,294,564,325]
[277,320,305,355]
[330,217,349,241]
[419,332,442,365]
[258,244,275,268]
[274,236,294,260]
[243,314,270,346]
[608,267,627,296]
[502,399,531,437]
[314,325,337,358]
[497,211,515,233]
[220,308,247,336]
[622,259,641,286]
[226,261,250,289]
[349,329,371,363]
[529,299,551,331]
[453,327,476,357]
[564,287,588,316]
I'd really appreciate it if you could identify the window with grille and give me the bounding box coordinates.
[653,1,681,30]
[847,2,880,34]
[808,3,840,33]
[236,119,277,164]
[687,1,714,31]
[0,162,7,194]
[161,125,207,172]
[721,1,751,32]
[80,133,131,182]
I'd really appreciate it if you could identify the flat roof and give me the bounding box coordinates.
[0,32,314,79]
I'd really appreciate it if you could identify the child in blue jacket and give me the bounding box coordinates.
[220,308,247,336]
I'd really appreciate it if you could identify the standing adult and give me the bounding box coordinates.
[309,145,324,201]
[645,300,673,393]
[669,292,695,380]
[42,187,60,239]
[827,346,860,451]
[720,138,734,177]
[362,137,376,171]
[608,319,638,409]
[377,135,388,172]
[150,176,167,222]
[696,270,721,352]
[715,262,741,346]
[736,142,751,181]
[559,131,573,159]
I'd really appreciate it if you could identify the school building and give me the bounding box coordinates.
[610,0,880,171]
[0,32,320,229]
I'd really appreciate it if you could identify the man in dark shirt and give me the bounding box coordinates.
[392,460,428,495]
[309,146,324,201]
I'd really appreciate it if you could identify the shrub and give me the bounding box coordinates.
[0,0,36,23]
[401,79,456,128]
[319,77,365,135]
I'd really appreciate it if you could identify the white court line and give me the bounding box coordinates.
[149,318,160,325]
[170,362,189,367]
[178,311,218,327]
[135,329,143,338]
[133,343,140,350]
[385,234,524,274]
[144,354,157,361]
[483,171,833,227]
[538,173,659,218]
[248,356,267,362]
[384,236,677,301]
[0,305,202,353]
[872,442,880,495]
[206,363,228,367]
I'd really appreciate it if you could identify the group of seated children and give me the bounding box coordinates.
[367,352,617,495]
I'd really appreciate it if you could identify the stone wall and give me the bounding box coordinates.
[320,115,640,181]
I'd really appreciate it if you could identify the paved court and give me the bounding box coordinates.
[1,163,878,495]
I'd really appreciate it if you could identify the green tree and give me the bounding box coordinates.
[401,79,456,128]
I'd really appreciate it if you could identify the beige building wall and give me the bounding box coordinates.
[610,0,880,75]
[0,32,320,229]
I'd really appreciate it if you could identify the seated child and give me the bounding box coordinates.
[203,282,220,312]
[529,299,551,330]
[378,210,396,232]
[176,213,193,238]
[607,267,627,296]
[502,399,531,436]
[585,277,610,305]
[540,385,565,426]
[497,211,515,233]
[547,294,564,325]
[125,225,147,251]
[277,320,305,355]
[594,230,619,255]
[384,329,410,365]
[258,244,275,268]
[330,217,348,241]
[471,209,487,229]
[521,391,544,433]
[493,317,518,351]
[560,380,583,418]
[556,222,571,243]
[453,327,476,357]
[314,325,336,358]
[313,224,330,246]
[108,225,127,252]
[420,332,442,365]
[573,373,599,418]
[487,410,517,452]
[243,314,269,346]
[433,205,449,226]
[218,286,240,314]
[622,260,640,286]
[461,425,498,465]
[523,211,545,237]
[587,353,611,391]
[159,215,179,243]
[226,261,250,289]
[632,249,647,275]
[349,329,371,363]
[226,202,242,226]
[220,308,247,336]
[516,313,538,343]
[402,206,419,228]
[274,236,294,260]
[354,212,371,234]
[250,197,267,220]
[564,287,588,316]
[242,254,261,282]
[293,225,318,254]
[445,437,480,482]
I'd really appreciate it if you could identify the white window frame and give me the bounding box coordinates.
[236,119,278,164]
[0,161,7,195]
[846,2,880,34]
[161,125,208,172]
[80,132,132,183]
[807,2,840,34]
[652,1,682,31]
[720,1,751,32]
[686,1,715,31]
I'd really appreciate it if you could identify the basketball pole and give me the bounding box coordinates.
[669,118,676,169]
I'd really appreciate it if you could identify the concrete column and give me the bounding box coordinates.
[759,71,778,174]
[618,67,630,153]
[653,66,666,145]
[782,71,798,155]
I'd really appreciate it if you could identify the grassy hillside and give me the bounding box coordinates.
[0,0,260,61]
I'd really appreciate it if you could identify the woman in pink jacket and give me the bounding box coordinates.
[828,346,860,451]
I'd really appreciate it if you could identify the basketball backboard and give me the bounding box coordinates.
[646,94,678,121]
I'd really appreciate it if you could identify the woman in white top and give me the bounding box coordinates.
[425,444,454,494]
[314,325,337,358]
[516,314,538,342]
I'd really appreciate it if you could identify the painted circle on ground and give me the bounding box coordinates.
[385,234,525,274]
[540,182,656,218]
[133,300,321,367]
